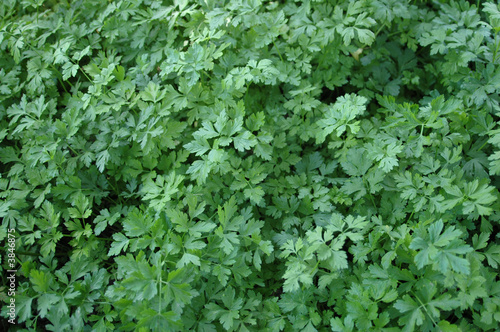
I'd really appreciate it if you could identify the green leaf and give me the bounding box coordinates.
[243,186,265,205]
[108,233,130,256]
[123,208,153,237]
[316,94,367,143]
[141,172,184,212]
[141,82,166,102]
[233,131,257,152]
[410,220,473,274]
[176,253,201,268]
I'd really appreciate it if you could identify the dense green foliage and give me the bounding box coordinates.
[1,0,500,330]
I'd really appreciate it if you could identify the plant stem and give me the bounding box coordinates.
[477,139,489,152]
[273,39,284,62]
[493,30,500,63]
[412,290,438,328]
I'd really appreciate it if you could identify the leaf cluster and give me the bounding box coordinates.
[1,0,500,331]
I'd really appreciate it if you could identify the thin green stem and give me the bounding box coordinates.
[363,177,377,208]
[78,65,93,84]
[202,70,213,80]
[83,300,112,305]
[65,144,79,157]
[158,258,163,331]
[386,30,403,39]
[372,23,387,40]
[493,30,500,63]
[411,290,438,328]
[105,195,120,206]
[244,82,251,105]
[272,39,284,63]
[368,192,377,208]
[96,237,114,242]
[477,139,489,152]
[407,211,414,224]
